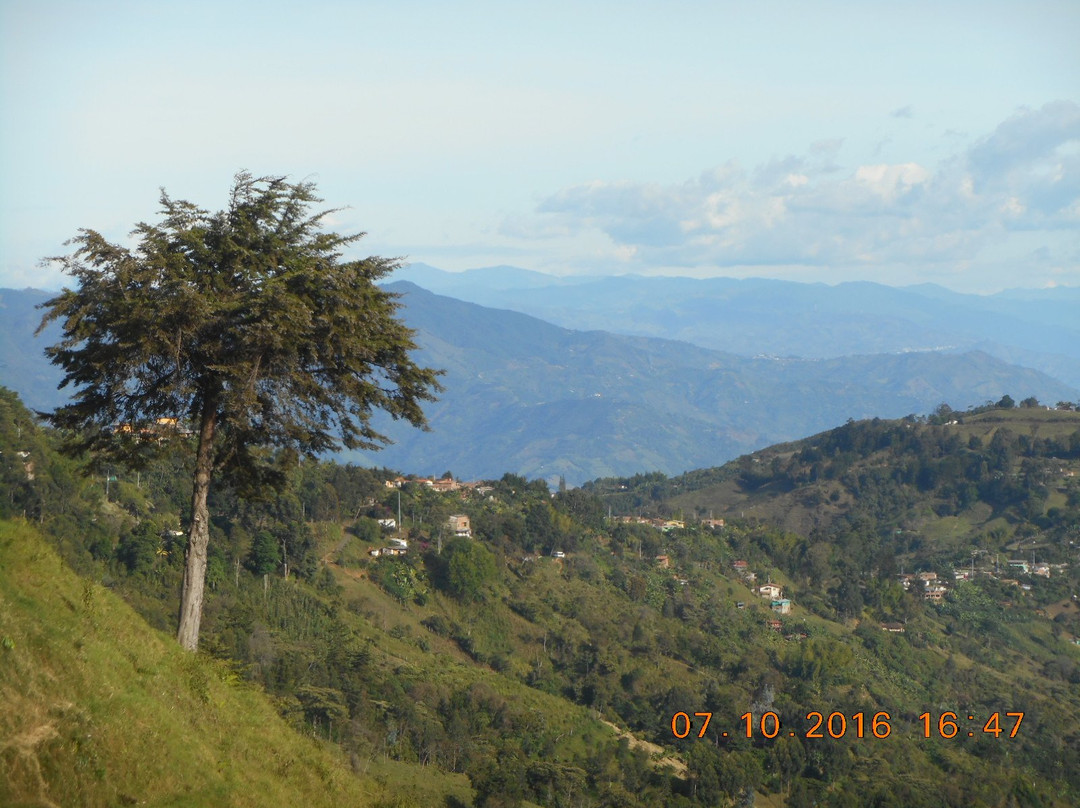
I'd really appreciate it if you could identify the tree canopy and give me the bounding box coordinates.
[39,172,442,649]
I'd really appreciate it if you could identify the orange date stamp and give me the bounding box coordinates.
[670,711,1024,740]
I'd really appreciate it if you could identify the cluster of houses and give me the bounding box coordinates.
[615,516,685,532]
[383,476,494,497]
[613,516,726,532]
[369,513,473,557]
[1001,560,1054,578]
[731,560,793,616]
[898,571,949,602]
[898,557,1067,602]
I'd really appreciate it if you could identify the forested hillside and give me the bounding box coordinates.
[4,386,1080,807]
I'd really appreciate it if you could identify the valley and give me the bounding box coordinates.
[3,387,1079,807]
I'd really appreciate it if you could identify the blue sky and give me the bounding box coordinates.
[2,0,1077,293]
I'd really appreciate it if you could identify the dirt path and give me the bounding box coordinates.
[320,534,352,564]
[600,719,687,777]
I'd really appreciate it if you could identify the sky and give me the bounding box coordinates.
[2,0,1078,294]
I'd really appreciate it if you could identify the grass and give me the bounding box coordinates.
[315,527,713,774]
[958,407,1080,440]
[0,518,458,808]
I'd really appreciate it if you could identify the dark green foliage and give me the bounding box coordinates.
[117,521,160,574]
[247,530,280,576]
[36,173,442,649]
[444,537,497,602]
[38,173,443,471]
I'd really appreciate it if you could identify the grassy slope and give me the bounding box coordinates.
[0,519,468,808]
[320,530,675,770]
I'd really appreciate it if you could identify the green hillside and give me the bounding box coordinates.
[0,518,458,807]
[5,385,1080,806]
[621,405,1080,551]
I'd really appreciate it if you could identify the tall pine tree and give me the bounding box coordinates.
[39,172,442,649]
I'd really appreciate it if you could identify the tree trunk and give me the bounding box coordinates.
[177,403,217,651]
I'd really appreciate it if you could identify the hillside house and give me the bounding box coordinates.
[758,583,782,599]
[881,622,905,633]
[924,584,948,602]
[771,599,791,614]
[655,555,671,569]
[447,514,472,538]
[701,518,726,529]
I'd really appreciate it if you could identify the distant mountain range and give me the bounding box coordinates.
[393,264,1080,389]
[2,282,1077,486]
[0,288,65,415]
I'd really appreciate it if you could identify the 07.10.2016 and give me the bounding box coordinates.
[669,710,1024,741]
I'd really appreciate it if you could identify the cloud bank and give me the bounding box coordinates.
[521,102,1080,287]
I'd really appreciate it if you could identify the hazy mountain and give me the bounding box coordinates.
[0,288,65,413]
[392,264,1080,388]
[4,284,1077,486]
[340,282,1076,484]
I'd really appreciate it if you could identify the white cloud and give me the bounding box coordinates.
[517,102,1080,286]
[854,163,930,201]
